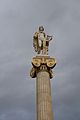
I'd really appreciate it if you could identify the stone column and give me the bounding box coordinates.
[36,70,53,120]
[30,56,56,120]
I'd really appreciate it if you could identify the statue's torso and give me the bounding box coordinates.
[38,32,46,47]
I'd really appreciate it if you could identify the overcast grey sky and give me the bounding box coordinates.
[0,0,80,120]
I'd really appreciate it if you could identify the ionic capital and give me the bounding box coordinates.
[30,56,56,79]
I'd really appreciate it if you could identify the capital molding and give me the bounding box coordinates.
[30,56,56,79]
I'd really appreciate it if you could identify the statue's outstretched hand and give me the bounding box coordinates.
[47,35,53,41]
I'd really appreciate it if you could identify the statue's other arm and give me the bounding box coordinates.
[33,32,38,52]
[33,32,38,39]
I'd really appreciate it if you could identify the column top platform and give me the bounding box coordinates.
[30,55,56,79]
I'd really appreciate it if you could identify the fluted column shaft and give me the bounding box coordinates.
[36,71,53,120]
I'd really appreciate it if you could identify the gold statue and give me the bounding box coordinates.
[33,26,52,55]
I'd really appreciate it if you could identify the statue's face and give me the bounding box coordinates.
[39,26,44,32]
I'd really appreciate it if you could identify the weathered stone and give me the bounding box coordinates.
[36,71,53,120]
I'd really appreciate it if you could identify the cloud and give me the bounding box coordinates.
[0,0,80,120]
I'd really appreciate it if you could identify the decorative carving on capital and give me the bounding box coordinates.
[30,56,56,79]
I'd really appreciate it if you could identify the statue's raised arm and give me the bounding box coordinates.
[33,26,53,55]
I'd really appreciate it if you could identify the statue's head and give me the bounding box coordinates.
[39,26,44,32]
